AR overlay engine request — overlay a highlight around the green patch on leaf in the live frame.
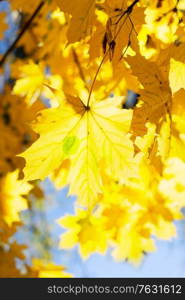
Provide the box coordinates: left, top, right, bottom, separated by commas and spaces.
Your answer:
63, 136, 79, 156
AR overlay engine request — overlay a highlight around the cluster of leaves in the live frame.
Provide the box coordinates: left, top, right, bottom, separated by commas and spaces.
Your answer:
0, 0, 72, 277
0, 0, 185, 275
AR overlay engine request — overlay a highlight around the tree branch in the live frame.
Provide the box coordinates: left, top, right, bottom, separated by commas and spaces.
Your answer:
0, 1, 45, 66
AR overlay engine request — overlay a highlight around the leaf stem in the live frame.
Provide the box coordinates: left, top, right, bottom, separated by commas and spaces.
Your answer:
86, 0, 140, 107
86, 51, 108, 107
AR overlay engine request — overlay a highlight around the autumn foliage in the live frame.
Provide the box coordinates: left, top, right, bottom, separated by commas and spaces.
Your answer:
0, 0, 185, 277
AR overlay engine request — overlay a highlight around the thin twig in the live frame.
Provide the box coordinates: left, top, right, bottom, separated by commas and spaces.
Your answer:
113, 0, 140, 25
0, 1, 45, 66
128, 15, 138, 36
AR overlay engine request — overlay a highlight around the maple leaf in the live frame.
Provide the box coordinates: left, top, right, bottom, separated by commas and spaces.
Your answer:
126, 53, 173, 159
28, 259, 72, 278
58, 208, 108, 259
0, 170, 32, 226
13, 61, 45, 105
20, 95, 133, 206
112, 224, 156, 264
56, 0, 96, 42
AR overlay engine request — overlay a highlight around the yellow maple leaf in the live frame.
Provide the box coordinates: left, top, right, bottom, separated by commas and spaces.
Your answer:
56, 0, 96, 42
58, 208, 108, 259
13, 61, 45, 105
29, 259, 72, 278
12, 61, 67, 106
20, 95, 133, 206
0, 170, 32, 226
112, 224, 156, 264
127, 53, 173, 163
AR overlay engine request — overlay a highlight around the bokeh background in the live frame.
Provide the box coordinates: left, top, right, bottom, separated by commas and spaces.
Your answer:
1, 1, 185, 278
17, 179, 185, 277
